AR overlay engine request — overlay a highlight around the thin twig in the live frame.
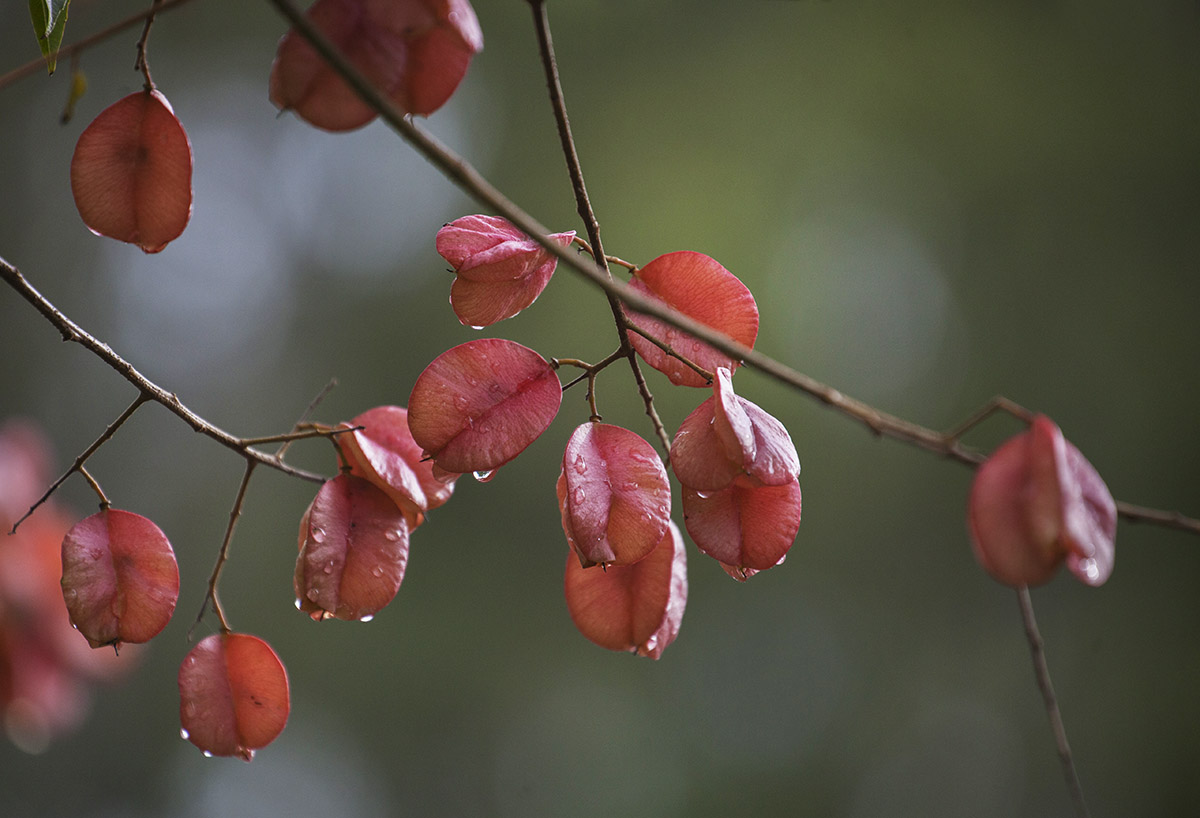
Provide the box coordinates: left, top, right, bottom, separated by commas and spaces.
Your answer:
1017, 587, 1091, 818
0, 0, 198, 92
191, 461, 255, 637
261, 0, 1200, 537
527, 0, 671, 455
133, 0, 164, 90
9, 394, 149, 533
0, 257, 326, 484
77, 465, 110, 509
572, 237, 637, 272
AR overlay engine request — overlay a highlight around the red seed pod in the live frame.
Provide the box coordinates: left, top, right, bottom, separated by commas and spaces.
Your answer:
70, 90, 193, 253
295, 474, 411, 622
437, 215, 576, 327
625, 252, 759, 387
408, 338, 562, 475
968, 415, 1116, 588
60, 509, 179, 650
682, 478, 801, 573
178, 633, 289, 761
338, 405, 456, 528
269, 0, 483, 131
671, 368, 800, 492
564, 521, 687, 659
557, 423, 671, 568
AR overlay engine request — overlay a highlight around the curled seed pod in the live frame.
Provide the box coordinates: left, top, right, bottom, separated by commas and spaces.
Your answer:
564, 521, 687, 659
295, 474, 411, 623
968, 414, 1116, 588
557, 423, 671, 568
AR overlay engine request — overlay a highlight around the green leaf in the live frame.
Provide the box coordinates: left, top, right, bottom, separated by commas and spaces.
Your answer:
28, 0, 70, 75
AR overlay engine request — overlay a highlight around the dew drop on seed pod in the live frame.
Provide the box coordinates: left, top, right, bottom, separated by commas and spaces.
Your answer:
473, 469, 494, 481
359, 614, 374, 623
180, 728, 190, 740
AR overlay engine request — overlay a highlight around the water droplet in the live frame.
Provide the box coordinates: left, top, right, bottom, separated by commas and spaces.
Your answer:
322, 562, 334, 574
202, 751, 214, 758
63, 588, 78, 604
71, 623, 79, 630
1080, 557, 1100, 582
371, 566, 384, 578
696, 491, 711, 499
311, 526, 325, 543
572, 487, 586, 504
359, 614, 375, 623
473, 469, 495, 482
294, 598, 303, 610
243, 749, 256, 761
620, 481, 640, 492
470, 325, 485, 331
306, 588, 320, 602
180, 728, 190, 740
573, 456, 588, 475
643, 635, 658, 652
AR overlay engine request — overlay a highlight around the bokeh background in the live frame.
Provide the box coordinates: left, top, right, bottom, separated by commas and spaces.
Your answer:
2, 1, 1199, 815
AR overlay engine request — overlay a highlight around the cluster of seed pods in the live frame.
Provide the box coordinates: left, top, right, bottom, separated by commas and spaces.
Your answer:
46, 0, 1121, 766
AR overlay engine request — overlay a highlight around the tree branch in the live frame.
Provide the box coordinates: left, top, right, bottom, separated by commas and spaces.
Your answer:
261, 0, 1200, 537
1, 256, 327, 484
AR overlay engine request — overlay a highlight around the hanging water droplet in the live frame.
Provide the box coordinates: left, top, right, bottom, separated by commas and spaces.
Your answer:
643, 634, 659, 652
1080, 557, 1100, 582
294, 598, 303, 610
359, 614, 375, 623
473, 469, 494, 482
202, 751, 214, 758
470, 325, 485, 331
180, 728, 190, 740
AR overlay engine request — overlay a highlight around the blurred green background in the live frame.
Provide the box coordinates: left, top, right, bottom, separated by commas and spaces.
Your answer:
2, 1, 1199, 815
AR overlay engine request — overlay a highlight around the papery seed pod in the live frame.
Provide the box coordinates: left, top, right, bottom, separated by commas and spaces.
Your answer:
625, 252, 758, 387
968, 415, 1116, 588
437, 215, 575, 327
672, 368, 800, 492
682, 478, 801, 574
178, 633, 289, 761
295, 474, 411, 622
557, 423, 671, 568
564, 521, 687, 659
70, 90, 193, 253
408, 339, 561, 474
338, 405, 456, 528
60, 509, 179, 650
269, 0, 483, 131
